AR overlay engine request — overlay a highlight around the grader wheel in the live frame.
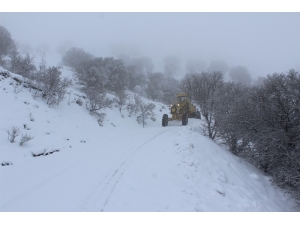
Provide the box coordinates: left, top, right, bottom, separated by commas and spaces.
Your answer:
182, 114, 188, 126
162, 114, 168, 127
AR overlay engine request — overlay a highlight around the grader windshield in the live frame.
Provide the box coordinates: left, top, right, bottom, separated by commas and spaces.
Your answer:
177, 96, 189, 103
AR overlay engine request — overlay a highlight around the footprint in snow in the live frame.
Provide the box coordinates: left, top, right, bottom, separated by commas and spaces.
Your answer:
217, 172, 228, 183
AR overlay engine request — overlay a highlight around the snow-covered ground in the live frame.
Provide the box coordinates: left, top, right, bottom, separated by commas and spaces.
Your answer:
0, 66, 299, 213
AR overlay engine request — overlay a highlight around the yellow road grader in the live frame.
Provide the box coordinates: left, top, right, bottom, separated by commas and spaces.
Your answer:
162, 93, 201, 127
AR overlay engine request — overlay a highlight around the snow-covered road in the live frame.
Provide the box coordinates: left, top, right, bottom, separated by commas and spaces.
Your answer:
1, 125, 184, 211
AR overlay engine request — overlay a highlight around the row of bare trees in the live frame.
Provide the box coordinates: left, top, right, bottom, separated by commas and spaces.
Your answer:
62, 47, 181, 106
62, 49, 158, 123
180, 70, 300, 202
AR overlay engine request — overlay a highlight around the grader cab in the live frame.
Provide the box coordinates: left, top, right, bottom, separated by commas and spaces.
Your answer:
162, 93, 201, 127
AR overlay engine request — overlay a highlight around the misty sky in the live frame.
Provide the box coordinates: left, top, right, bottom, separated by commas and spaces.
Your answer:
1, 12, 300, 78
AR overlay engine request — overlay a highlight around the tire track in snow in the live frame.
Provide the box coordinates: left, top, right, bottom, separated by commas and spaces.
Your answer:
0, 128, 163, 211
78, 127, 176, 212
0, 150, 107, 211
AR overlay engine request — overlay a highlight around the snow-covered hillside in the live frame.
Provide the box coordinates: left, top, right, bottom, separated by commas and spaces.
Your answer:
0, 66, 299, 212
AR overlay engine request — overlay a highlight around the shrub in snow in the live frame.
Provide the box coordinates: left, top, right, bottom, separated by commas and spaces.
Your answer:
30, 113, 34, 122
30, 66, 72, 106
42, 66, 72, 106
13, 82, 23, 94
141, 102, 156, 122
67, 92, 75, 105
0, 70, 10, 78
127, 94, 156, 123
7, 126, 20, 143
76, 98, 83, 106
19, 133, 34, 146
127, 94, 143, 117
85, 91, 112, 113
97, 112, 106, 127
87, 110, 106, 127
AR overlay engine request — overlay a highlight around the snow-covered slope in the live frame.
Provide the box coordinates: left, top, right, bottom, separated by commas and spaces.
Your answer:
0, 67, 299, 212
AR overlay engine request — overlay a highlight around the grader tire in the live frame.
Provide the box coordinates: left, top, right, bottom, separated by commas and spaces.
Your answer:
182, 114, 188, 126
162, 114, 168, 127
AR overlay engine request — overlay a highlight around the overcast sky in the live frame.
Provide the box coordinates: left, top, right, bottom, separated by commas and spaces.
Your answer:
1, 12, 300, 78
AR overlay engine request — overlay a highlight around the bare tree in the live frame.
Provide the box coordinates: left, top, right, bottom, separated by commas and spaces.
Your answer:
214, 82, 253, 156
75, 58, 114, 118
249, 70, 300, 176
114, 90, 128, 113
180, 71, 223, 139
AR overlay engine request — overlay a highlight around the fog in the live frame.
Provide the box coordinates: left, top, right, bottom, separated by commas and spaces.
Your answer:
1, 12, 300, 79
